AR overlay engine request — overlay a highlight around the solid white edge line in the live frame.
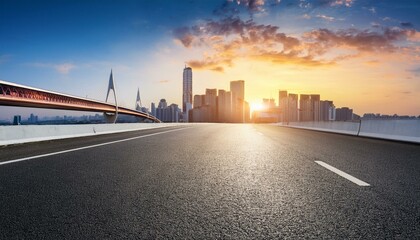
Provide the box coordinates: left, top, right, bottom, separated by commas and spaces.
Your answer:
315, 161, 370, 186
0, 127, 190, 166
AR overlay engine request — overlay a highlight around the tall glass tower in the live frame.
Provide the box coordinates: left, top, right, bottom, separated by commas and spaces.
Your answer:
182, 66, 193, 113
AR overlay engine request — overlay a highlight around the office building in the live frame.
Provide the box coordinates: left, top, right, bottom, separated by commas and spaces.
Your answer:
13, 115, 21, 125
183, 66, 193, 115
151, 102, 156, 117
205, 88, 217, 122
299, 94, 311, 121
320, 101, 335, 121
156, 99, 181, 122
194, 94, 204, 108
336, 107, 353, 121
287, 93, 298, 122
279, 90, 288, 122
311, 94, 321, 121
230, 80, 245, 123
28, 113, 38, 124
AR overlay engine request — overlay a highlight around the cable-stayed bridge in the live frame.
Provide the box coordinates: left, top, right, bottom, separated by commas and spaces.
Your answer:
0, 71, 161, 123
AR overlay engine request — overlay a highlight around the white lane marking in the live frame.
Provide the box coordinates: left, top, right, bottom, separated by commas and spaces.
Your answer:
0, 127, 190, 166
315, 161, 370, 187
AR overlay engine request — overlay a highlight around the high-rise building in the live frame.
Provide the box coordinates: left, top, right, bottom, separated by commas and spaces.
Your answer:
158, 99, 167, 109
205, 88, 218, 122
299, 94, 321, 121
189, 81, 246, 123
13, 115, 21, 125
28, 113, 38, 124
336, 107, 353, 121
244, 101, 250, 123
151, 102, 156, 117
216, 90, 232, 123
263, 98, 276, 108
193, 94, 203, 108
156, 99, 181, 122
287, 94, 298, 122
299, 94, 311, 121
279, 90, 288, 122
320, 100, 335, 121
311, 94, 321, 121
230, 80, 245, 123
183, 66, 193, 114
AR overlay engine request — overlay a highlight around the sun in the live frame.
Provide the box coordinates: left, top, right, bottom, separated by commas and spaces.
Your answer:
250, 102, 266, 113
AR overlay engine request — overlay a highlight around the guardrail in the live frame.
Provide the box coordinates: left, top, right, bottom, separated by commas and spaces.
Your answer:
276, 120, 420, 144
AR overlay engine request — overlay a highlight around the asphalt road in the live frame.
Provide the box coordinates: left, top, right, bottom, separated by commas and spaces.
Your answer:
0, 124, 419, 239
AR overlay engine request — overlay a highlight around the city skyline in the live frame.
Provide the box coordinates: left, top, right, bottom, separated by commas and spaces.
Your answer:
1, 0, 419, 118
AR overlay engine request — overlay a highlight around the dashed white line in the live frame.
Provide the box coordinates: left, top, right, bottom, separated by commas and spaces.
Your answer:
315, 161, 370, 186
0, 127, 190, 166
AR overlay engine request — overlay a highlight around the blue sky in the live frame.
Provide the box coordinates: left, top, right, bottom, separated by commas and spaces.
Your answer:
1, 0, 420, 120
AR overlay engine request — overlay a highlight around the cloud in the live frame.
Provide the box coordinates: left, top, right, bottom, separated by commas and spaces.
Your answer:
408, 67, 420, 75
304, 0, 354, 8
363, 7, 376, 14
363, 60, 380, 67
231, 0, 266, 12
174, 17, 419, 72
29, 62, 76, 74
214, 0, 354, 18
370, 22, 381, 28
316, 14, 335, 21
303, 27, 417, 53
301, 14, 311, 19
173, 27, 195, 48
214, 0, 282, 17
55, 63, 75, 74
400, 22, 414, 28
329, 0, 354, 7
174, 17, 328, 71
408, 31, 420, 42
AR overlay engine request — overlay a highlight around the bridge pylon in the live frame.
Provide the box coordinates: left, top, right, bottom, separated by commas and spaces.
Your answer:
104, 69, 118, 123
135, 87, 143, 111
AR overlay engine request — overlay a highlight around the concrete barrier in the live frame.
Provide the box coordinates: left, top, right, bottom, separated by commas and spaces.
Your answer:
358, 120, 420, 143
277, 121, 360, 135
276, 120, 420, 144
0, 123, 186, 146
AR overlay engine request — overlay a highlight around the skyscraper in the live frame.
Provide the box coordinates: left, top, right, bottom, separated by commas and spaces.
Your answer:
299, 94, 311, 121
205, 88, 218, 122
320, 100, 335, 121
183, 66, 192, 114
217, 89, 232, 123
311, 94, 321, 121
151, 102, 156, 117
288, 94, 298, 122
279, 90, 288, 122
230, 80, 245, 123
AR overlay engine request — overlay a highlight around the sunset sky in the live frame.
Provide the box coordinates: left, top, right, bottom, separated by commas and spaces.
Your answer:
1, 0, 419, 119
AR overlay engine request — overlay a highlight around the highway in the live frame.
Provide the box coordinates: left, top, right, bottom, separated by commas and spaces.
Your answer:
0, 124, 419, 239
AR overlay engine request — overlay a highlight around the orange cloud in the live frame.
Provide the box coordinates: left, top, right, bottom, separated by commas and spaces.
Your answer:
174, 17, 418, 71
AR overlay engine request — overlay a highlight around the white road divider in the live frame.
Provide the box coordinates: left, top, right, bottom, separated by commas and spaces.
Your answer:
276, 120, 420, 144
0, 123, 192, 146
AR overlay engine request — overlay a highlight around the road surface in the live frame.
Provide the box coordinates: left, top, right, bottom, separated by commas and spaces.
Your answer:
1, 124, 419, 239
